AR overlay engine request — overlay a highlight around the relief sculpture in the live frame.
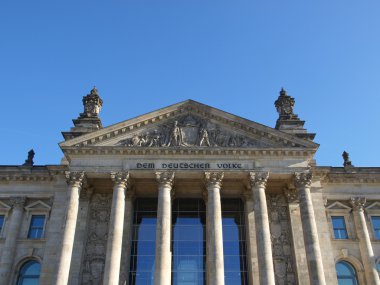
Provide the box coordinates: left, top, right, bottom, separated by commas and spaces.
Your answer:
81, 193, 112, 285
117, 114, 265, 148
267, 194, 296, 285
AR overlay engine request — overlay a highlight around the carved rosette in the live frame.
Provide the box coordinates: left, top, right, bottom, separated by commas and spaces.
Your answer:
204, 172, 224, 189
284, 188, 299, 204
10, 196, 26, 209
350, 197, 366, 212
156, 171, 175, 189
294, 172, 312, 189
65, 171, 85, 188
249, 171, 269, 188
110, 172, 130, 188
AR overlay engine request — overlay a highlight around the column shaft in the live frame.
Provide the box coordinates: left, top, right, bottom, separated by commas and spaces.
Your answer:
244, 194, 259, 285
250, 172, 275, 285
154, 172, 174, 285
295, 172, 326, 285
122, 194, 135, 285
54, 172, 84, 285
205, 172, 225, 285
103, 172, 129, 285
0, 197, 26, 284
351, 197, 380, 285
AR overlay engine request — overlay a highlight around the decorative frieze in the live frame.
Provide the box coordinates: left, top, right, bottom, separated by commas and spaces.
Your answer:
267, 194, 296, 285
81, 193, 112, 285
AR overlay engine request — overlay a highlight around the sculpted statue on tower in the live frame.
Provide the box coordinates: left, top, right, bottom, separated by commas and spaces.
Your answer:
80, 87, 103, 118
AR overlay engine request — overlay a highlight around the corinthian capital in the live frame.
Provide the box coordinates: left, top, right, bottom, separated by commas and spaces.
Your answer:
350, 197, 366, 212
204, 172, 224, 189
156, 171, 175, 188
65, 171, 85, 188
10, 196, 26, 209
249, 172, 269, 188
294, 172, 312, 188
110, 172, 130, 188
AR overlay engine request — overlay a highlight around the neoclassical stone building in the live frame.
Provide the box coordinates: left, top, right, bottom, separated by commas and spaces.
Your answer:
0, 88, 379, 285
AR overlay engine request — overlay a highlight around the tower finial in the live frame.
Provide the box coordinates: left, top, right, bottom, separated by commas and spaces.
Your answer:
80, 87, 103, 119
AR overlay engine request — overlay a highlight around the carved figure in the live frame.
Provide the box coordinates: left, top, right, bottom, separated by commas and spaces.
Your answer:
199, 128, 210, 147
342, 151, 353, 167
167, 121, 183, 146
22, 149, 35, 166
80, 87, 103, 118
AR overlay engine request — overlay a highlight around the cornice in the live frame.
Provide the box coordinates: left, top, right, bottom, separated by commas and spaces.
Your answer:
313, 167, 380, 184
0, 166, 67, 182
61, 146, 316, 158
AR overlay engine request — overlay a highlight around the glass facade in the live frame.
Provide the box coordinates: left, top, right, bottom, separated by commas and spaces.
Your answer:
336, 261, 358, 285
172, 199, 206, 285
371, 216, 380, 240
332, 216, 348, 239
222, 199, 248, 285
27, 215, 45, 239
129, 199, 158, 285
17, 260, 41, 285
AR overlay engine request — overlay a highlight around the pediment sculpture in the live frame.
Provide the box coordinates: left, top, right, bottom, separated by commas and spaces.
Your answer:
117, 114, 267, 148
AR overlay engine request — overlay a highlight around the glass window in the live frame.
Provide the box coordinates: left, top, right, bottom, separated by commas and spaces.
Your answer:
0, 215, 5, 233
17, 260, 41, 285
332, 216, 348, 239
222, 199, 248, 285
336, 261, 358, 285
371, 216, 380, 240
28, 215, 45, 239
129, 198, 157, 285
172, 199, 206, 285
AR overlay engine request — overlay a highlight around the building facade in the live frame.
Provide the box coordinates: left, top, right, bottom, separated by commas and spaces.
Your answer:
0, 88, 379, 285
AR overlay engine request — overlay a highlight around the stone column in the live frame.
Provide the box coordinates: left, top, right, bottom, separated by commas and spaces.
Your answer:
103, 172, 130, 285
154, 171, 175, 285
249, 172, 275, 285
350, 197, 380, 285
121, 189, 135, 285
243, 191, 259, 285
284, 188, 310, 285
205, 172, 225, 285
294, 172, 326, 285
0, 197, 26, 284
54, 171, 85, 285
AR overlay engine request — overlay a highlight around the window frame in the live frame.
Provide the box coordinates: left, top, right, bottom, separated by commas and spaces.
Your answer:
335, 260, 359, 285
0, 200, 12, 238
27, 215, 46, 239
16, 259, 41, 285
331, 216, 349, 240
365, 202, 380, 241
326, 201, 353, 241
23, 200, 51, 240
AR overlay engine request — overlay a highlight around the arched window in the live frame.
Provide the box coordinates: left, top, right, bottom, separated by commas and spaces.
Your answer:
336, 261, 358, 285
17, 260, 41, 285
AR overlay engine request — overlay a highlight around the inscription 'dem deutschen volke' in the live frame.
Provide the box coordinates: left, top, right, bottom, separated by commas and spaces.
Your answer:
136, 162, 244, 170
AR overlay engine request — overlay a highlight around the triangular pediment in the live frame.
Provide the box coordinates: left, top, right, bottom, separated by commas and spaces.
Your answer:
25, 200, 51, 211
326, 201, 351, 211
60, 100, 318, 150
366, 202, 380, 211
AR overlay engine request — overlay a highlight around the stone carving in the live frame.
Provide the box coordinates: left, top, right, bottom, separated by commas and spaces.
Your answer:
249, 171, 269, 188
156, 171, 175, 188
343, 151, 354, 167
268, 194, 296, 285
294, 172, 312, 188
350, 197, 366, 211
80, 87, 103, 118
117, 114, 265, 148
22, 149, 35, 166
65, 171, 85, 188
204, 172, 224, 188
10, 196, 26, 209
274, 88, 299, 120
81, 193, 112, 285
284, 188, 299, 204
110, 172, 130, 188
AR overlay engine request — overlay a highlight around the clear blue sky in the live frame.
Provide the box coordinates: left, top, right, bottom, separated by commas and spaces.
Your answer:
0, 1, 379, 167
